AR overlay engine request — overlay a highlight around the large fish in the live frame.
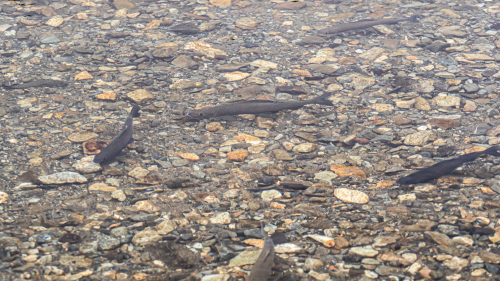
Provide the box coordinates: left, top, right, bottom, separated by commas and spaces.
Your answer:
249, 227, 275, 281
187, 93, 332, 119
318, 15, 418, 34
93, 105, 141, 164
397, 146, 500, 184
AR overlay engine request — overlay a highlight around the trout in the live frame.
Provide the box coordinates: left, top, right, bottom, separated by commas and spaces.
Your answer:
187, 93, 332, 119
249, 227, 275, 281
93, 105, 141, 164
318, 15, 419, 34
3, 79, 69, 89
397, 146, 500, 184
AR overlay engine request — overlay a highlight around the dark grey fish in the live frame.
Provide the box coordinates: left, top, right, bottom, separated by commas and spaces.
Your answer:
249, 227, 275, 281
256, 177, 277, 187
187, 93, 332, 119
318, 15, 419, 34
270, 232, 288, 245
3, 79, 69, 89
397, 146, 500, 184
276, 86, 307, 95
171, 22, 200, 34
93, 105, 141, 164
491, 23, 500, 30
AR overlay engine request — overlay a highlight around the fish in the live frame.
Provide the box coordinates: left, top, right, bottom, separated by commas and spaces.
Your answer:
317, 15, 419, 34
187, 93, 333, 119
93, 105, 141, 164
270, 232, 288, 245
396, 146, 500, 184
3, 79, 69, 89
249, 226, 275, 281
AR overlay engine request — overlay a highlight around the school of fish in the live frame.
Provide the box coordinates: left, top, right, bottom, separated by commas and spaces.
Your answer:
66, 14, 500, 280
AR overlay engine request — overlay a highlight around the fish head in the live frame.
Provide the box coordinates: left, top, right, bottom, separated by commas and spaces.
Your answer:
396, 176, 412, 185
187, 109, 215, 119
92, 154, 105, 164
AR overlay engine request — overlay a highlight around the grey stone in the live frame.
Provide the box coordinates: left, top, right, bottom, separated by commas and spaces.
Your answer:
438, 55, 458, 66
464, 83, 479, 92
172, 55, 197, 69
215, 241, 236, 262
468, 123, 492, 135
298, 36, 326, 45
437, 225, 460, 236
426, 41, 451, 52
97, 232, 121, 250
40, 34, 60, 44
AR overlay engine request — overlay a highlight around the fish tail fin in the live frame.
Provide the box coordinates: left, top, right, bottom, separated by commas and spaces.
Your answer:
130, 104, 141, 117
408, 15, 419, 23
311, 93, 333, 106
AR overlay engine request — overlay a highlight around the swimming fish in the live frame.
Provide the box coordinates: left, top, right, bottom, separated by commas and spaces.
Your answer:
318, 15, 419, 34
396, 146, 500, 184
3, 79, 69, 89
187, 93, 332, 119
93, 105, 141, 164
249, 226, 275, 281
270, 232, 288, 245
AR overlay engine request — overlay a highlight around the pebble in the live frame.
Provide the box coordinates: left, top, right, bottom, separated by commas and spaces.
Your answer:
134, 201, 160, 213
0, 192, 9, 204
155, 220, 176, 235
132, 228, 162, 246
314, 171, 337, 184
127, 89, 154, 103
210, 212, 231, 224
74, 157, 102, 173
68, 132, 98, 143
226, 150, 249, 162
404, 131, 433, 146
1, 1, 499, 279
89, 183, 116, 192
334, 188, 369, 204
111, 190, 126, 201
74, 71, 93, 81
128, 167, 149, 179
261, 190, 282, 201
223, 72, 250, 81
177, 152, 200, 161
292, 143, 316, 153
228, 250, 260, 267
350, 246, 379, 257
330, 165, 366, 178
201, 274, 230, 281
38, 172, 87, 184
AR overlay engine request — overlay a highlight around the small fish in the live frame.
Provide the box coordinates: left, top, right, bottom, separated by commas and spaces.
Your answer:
318, 15, 419, 34
3, 79, 69, 89
187, 93, 333, 119
270, 232, 288, 245
249, 226, 275, 281
491, 23, 500, 30
93, 105, 141, 164
397, 146, 500, 184
256, 177, 277, 187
